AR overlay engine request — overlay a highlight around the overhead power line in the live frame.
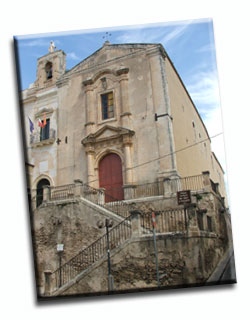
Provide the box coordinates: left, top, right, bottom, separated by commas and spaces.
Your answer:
85, 132, 223, 186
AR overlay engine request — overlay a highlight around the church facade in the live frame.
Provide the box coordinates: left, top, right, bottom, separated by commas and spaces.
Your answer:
22, 40, 226, 207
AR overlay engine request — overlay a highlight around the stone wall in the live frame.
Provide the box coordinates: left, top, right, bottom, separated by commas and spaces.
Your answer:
33, 189, 232, 298
60, 233, 225, 296
32, 198, 124, 295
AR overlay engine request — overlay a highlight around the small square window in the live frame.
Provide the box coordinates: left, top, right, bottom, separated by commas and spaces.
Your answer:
101, 92, 114, 120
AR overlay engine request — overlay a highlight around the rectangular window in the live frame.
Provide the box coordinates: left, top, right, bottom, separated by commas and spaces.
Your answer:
207, 216, 213, 232
40, 119, 50, 141
101, 92, 114, 120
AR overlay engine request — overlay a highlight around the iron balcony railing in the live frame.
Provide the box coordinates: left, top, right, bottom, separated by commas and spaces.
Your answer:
30, 128, 56, 145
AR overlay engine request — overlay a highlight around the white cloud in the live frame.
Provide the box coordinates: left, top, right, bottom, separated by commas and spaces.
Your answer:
161, 21, 193, 44
196, 43, 215, 53
20, 39, 50, 47
67, 52, 80, 61
203, 107, 225, 170
185, 70, 221, 115
116, 28, 159, 44
185, 68, 226, 171
19, 39, 61, 48
115, 21, 193, 45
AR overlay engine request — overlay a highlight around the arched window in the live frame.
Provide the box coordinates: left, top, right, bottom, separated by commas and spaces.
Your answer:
45, 62, 53, 80
36, 178, 50, 208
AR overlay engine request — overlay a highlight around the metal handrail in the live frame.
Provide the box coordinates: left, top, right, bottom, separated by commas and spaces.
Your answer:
50, 214, 132, 290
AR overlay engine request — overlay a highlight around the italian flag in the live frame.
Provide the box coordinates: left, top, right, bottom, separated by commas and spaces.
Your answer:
38, 113, 47, 128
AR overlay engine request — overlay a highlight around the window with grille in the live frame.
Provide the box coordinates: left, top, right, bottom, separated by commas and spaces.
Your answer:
101, 92, 114, 120
40, 119, 50, 141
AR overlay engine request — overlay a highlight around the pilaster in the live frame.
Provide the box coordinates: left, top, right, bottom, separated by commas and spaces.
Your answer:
85, 146, 96, 186
187, 204, 200, 237
123, 135, 133, 184
147, 48, 178, 176
84, 86, 95, 135
202, 171, 211, 192
119, 73, 131, 128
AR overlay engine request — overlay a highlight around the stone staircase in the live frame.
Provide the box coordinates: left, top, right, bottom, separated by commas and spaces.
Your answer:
44, 214, 133, 296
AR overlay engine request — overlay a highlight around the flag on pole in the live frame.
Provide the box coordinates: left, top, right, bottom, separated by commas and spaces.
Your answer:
43, 112, 47, 127
38, 113, 46, 128
28, 117, 34, 133
38, 118, 43, 128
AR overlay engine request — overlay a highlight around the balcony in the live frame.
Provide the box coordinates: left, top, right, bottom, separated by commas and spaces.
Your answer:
30, 128, 56, 148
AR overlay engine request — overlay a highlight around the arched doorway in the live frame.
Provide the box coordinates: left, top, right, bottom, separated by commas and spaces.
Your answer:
99, 153, 124, 202
36, 178, 50, 207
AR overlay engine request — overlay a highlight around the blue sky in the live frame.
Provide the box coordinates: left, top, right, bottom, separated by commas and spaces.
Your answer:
14, 19, 225, 172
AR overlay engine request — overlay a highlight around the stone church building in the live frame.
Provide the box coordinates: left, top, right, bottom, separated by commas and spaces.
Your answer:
20, 41, 234, 297
22, 40, 226, 204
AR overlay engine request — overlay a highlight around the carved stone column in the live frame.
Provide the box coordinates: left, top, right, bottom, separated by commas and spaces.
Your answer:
86, 146, 95, 186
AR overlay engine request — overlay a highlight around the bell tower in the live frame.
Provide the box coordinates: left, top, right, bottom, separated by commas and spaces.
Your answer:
36, 41, 66, 88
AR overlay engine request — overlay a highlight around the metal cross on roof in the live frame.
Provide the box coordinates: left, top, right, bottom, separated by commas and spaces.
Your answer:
103, 32, 112, 41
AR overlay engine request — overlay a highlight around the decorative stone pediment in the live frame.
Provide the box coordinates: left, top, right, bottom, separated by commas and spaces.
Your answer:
35, 107, 54, 118
65, 43, 159, 76
81, 125, 135, 151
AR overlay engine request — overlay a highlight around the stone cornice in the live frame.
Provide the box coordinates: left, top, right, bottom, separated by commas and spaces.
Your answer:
22, 94, 37, 104
36, 87, 57, 99
35, 107, 54, 118
81, 125, 135, 147
120, 112, 132, 118
56, 77, 70, 88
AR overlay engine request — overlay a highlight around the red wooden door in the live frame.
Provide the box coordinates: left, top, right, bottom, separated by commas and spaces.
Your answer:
99, 153, 124, 202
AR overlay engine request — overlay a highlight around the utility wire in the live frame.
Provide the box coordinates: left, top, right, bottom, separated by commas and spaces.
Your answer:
85, 132, 223, 186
